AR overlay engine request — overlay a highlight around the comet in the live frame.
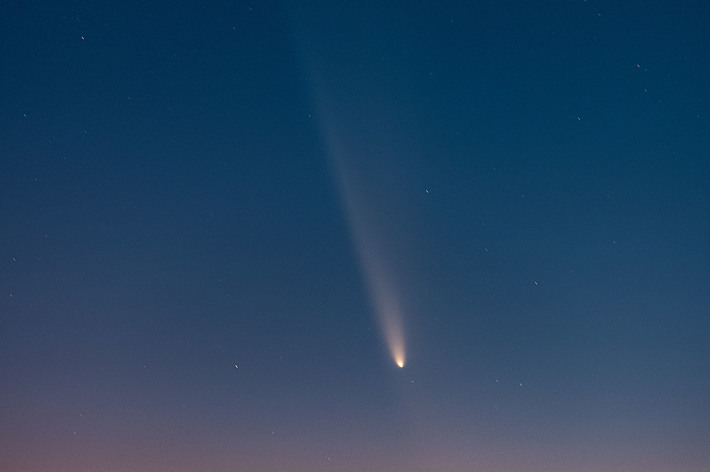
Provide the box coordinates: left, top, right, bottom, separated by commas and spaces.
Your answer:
347, 253, 407, 370
314, 106, 408, 370
291, 12, 410, 370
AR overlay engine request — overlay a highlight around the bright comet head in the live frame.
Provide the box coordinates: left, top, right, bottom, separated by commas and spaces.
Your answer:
394, 348, 405, 368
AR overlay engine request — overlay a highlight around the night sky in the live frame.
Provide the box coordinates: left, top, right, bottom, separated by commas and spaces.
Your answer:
2, 1, 710, 471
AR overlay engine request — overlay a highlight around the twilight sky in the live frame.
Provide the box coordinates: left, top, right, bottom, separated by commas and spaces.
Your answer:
1, 1, 709, 471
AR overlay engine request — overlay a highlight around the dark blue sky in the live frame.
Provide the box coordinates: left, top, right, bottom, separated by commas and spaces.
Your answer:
2, 1, 709, 471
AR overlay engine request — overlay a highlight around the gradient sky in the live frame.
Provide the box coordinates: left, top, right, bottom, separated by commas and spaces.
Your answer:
2, 1, 709, 471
